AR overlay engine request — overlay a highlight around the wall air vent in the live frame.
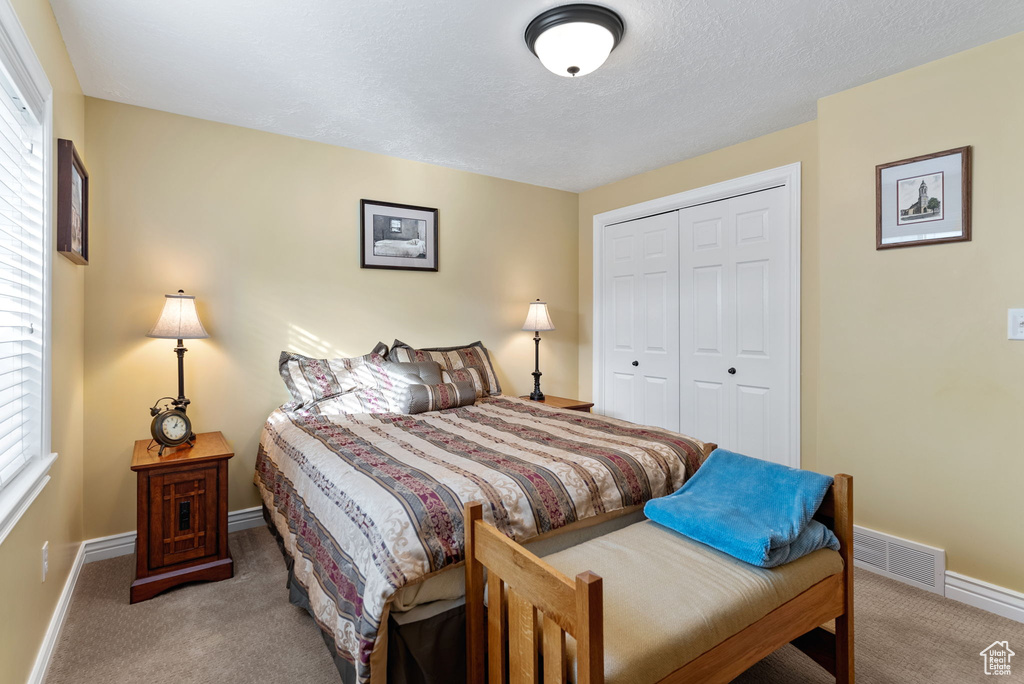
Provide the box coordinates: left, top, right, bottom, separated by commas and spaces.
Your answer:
852, 525, 945, 594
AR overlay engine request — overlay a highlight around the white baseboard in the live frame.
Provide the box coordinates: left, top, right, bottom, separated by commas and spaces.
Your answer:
81, 530, 136, 564
82, 506, 265, 564
27, 540, 85, 684
945, 571, 1024, 624
227, 506, 265, 533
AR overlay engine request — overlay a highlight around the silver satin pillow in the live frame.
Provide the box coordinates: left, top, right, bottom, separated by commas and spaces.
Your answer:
381, 361, 445, 412
403, 380, 477, 414
380, 361, 476, 413
382, 360, 444, 386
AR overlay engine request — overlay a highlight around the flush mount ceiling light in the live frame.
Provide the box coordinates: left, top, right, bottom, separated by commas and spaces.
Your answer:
525, 4, 625, 78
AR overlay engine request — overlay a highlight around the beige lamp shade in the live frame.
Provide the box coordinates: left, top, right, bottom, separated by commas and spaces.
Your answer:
147, 290, 209, 339
522, 299, 555, 332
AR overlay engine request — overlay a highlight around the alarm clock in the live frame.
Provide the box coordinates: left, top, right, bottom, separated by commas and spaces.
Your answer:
149, 397, 194, 455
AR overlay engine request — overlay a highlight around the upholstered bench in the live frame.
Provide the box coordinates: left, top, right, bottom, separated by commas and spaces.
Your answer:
464, 474, 853, 684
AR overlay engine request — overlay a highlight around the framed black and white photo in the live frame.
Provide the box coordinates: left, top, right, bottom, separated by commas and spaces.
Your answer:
360, 199, 438, 271
876, 146, 971, 250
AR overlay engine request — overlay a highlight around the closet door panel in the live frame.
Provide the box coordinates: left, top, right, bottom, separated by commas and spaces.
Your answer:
601, 212, 679, 429
680, 187, 791, 465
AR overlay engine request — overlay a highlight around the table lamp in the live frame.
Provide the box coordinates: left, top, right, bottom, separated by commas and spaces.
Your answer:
522, 299, 555, 401
147, 289, 209, 414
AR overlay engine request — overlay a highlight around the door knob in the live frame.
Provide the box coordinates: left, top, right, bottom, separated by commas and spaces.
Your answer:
632, 360, 639, 367
728, 367, 736, 375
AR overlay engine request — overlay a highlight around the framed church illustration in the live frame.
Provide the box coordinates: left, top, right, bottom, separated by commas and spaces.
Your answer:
876, 146, 971, 250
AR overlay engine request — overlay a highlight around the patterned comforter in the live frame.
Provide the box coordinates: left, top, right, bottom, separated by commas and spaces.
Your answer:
255, 396, 709, 684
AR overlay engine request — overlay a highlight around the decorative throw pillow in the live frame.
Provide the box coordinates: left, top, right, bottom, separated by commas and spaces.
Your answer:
404, 380, 477, 414
381, 360, 444, 386
307, 371, 474, 415
376, 360, 445, 413
278, 342, 389, 406
390, 340, 501, 398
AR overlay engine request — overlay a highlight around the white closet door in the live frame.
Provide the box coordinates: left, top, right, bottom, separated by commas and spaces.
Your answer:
679, 187, 791, 463
601, 211, 680, 430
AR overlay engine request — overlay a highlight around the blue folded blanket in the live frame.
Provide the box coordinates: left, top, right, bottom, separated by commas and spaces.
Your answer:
644, 449, 839, 568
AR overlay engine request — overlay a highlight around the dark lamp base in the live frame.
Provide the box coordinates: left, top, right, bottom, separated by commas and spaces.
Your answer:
529, 390, 546, 401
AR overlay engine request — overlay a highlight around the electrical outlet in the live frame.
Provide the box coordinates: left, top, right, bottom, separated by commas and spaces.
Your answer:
1009, 309, 1024, 340
41, 541, 48, 582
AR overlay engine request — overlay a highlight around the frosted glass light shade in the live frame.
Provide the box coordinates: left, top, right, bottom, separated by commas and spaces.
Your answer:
525, 5, 624, 78
147, 291, 209, 339
522, 300, 555, 332
534, 21, 615, 77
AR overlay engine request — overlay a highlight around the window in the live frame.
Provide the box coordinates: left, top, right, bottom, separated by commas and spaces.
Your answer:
0, 71, 44, 487
0, 1, 53, 545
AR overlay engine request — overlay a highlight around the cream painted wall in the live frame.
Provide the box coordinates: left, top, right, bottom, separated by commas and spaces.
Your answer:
82, 98, 580, 539
577, 121, 820, 469
0, 0, 85, 682
816, 32, 1024, 592
579, 33, 1024, 593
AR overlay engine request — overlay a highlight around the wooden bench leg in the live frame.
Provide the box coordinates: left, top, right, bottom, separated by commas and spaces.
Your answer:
835, 613, 854, 684
834, 474, 854, 684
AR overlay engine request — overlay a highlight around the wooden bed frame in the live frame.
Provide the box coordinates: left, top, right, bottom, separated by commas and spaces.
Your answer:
464, 474, 854, 684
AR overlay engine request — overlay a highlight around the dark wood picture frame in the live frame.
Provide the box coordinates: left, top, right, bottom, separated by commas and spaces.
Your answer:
57, 138, 89, 264
360, 199, 439, 272
876, 146, 971, 250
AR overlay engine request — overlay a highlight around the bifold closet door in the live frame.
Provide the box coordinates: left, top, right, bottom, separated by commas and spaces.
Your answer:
679, 187, 791, 464
601, 211, 680, 431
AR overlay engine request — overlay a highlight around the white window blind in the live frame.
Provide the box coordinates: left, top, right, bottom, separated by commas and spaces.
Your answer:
0, 64, 43, 494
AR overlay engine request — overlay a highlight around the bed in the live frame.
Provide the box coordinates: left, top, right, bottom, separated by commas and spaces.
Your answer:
373, 238, 426, 257
255, 395, 713, 684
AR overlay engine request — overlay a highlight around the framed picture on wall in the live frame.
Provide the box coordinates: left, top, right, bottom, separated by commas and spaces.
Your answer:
876, 146, 971, 250
57, 138, 89, 264
360, 199, 438, 271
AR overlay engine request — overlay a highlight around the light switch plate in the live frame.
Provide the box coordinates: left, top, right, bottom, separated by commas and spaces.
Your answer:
1009, 309, 1024, 340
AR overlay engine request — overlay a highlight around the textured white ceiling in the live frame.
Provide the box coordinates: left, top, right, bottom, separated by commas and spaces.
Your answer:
50, 0, 1024, 192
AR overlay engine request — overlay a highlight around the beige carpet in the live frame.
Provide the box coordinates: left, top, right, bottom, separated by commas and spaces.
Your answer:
47, 526, 1023, 683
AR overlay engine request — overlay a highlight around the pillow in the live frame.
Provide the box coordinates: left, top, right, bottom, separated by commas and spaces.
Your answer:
306, 386, 392, 415
375, 360, 445, 413
439, 367, 486, 395
381, 360, 444, 386
300, 357, 398, 415
307, 372, 474, 416
403, 381, 477, 414
279, 342, 389, 406
390, 340, 501, 398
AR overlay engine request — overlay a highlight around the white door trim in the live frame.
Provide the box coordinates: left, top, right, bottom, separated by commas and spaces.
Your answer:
592, 162, 801, 466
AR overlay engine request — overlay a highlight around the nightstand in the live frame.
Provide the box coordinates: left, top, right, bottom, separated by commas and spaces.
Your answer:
130, 431, 234, 603
519, 395, 595, 412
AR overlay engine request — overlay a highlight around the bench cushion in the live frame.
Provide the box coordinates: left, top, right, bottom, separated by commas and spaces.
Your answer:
543, 520, 844, 684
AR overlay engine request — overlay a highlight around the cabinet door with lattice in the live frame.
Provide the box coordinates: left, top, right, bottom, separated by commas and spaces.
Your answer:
148, 466, 219, 569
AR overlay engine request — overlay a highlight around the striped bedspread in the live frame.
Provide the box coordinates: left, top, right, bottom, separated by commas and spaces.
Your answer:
254, 396, 709, 684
